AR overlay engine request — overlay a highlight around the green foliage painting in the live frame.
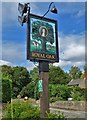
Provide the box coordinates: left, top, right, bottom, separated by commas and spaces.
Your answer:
30, 18, 56, 54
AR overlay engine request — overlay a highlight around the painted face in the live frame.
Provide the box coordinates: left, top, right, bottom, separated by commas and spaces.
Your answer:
39, 26, 48, 37
41, 28, 46, 37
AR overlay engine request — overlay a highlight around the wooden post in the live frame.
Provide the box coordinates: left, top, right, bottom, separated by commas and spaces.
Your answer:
39, 61, 50, 118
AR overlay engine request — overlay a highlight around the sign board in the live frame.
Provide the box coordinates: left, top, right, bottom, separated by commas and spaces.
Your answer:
38, 80, 43, 92
27, 14, 59, 62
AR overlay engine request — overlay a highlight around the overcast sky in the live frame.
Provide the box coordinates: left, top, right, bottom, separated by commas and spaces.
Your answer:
1, 1, 86, 72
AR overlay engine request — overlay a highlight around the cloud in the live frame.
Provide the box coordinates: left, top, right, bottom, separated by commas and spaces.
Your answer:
0, 59, 35, 71
1, 2, 85, 28
0, 60, 13, 66
56, 2, 85, 19
63, 44, 85, 61
2, 41, 36, 71
59, 34, 85, 62
53, 60, 85, 69
0, 3, 2, 60
2, 41, 26, 63
54, 32, 85, 69
2, 2, 18, 25
2, 2, 49, 23
30, 3, 43, 16
76, 10, 85, 17
1, 2, 47, 28
24, 61, 36, 71
0, 2, 2, 25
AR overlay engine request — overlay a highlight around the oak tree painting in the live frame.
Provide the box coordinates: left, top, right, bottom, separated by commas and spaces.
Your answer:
31, 19, 56, 54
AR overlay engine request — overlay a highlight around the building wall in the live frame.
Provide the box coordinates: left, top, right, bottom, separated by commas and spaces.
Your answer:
50, 101, 85, 111
79, 80, 86, 88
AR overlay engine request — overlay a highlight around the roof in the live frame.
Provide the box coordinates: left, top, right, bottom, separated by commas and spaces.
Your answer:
67, 79, 85, 86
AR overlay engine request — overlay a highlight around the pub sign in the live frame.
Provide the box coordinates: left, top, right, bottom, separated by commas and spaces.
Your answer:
27, 14, 59, 62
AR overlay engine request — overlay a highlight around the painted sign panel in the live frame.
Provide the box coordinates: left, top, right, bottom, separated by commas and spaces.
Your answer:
38, 80, 43, 92
27, 14, 59, 62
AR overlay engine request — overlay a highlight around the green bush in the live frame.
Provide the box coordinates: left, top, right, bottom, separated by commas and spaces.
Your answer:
0, 78, 2, 102
50, 97, 63, 103
3, 100, 66, 119
49, 84, 72, 101
20, 82, 40, 100
20, 108, 40, 120
20, 82, 35, 98
49, 84, 85, 101
71, 86, 85, 101
2, 77, 12, 103
4, 100, 40, 119
85, 88, 87, 101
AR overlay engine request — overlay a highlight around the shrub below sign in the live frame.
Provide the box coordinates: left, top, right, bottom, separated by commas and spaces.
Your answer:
3, 100, 66, 119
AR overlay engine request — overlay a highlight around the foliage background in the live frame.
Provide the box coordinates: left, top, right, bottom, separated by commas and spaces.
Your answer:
0, 65, 86, 103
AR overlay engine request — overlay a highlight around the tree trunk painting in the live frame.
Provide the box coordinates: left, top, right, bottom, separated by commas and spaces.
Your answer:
31, 18, 56, 55
42, 40, 46, 52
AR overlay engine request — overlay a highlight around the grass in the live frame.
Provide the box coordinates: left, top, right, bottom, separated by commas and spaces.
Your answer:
30, 45, 56, 54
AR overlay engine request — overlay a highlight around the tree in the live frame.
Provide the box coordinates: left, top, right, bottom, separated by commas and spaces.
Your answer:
32, 20, 54, 53
49, 84, 73, 101
84, 64, 87, 79
0, 75, 1, 102
80, 73, 85, 79
49, 66, 71, 84
1, 65, 13, 79
0, 65, 13, 102
70, 86, 85, 101
2, 76, 12, 103
20, 66, 40, 99
1, 65, 31, 98
12, 66, 31, 98
20, 82, 35, 98
30, 67, 39, 83
69, 66, 82, 79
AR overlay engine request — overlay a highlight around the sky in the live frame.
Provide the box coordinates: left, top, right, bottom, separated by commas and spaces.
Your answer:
0, 1, 86, 72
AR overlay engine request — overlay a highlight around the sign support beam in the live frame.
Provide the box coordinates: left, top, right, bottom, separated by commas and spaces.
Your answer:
39, 61, 50, 118
27, 5, 50, 118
